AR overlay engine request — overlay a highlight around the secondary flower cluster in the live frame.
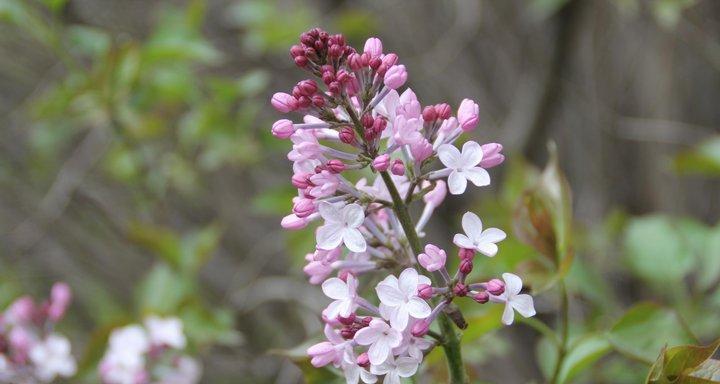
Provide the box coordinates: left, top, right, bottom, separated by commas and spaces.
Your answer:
272, 28, 535, 383
0, 283, 76, 383
99, 316, 201, 384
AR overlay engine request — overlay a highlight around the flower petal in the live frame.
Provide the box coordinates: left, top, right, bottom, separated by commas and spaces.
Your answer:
322, 278, 349, 300
395, 357, 419, 377
406, 297, 431, 319
452, 234, 475, 249
501, 302, 515, 325
447, 170, 467, 195
376, 283, 405, 307
479, 228, 506, 244
437, 144, 461, 168
459, 141, 483, 168
476, 242, 499, 257
342, 203, 366, 228
317, 223, 344, 250
398, 268, 419, 297
390, 305, 410, 331
343, 228, 367, 253
353, 326, 380, 346
461, 212, 483, 240
367, 338, 391, 365
511, 294, 536, 318
323, 300, 342, 320
502, 273, 524, 296
464, 167, 490, 187
318, 202, 342, 223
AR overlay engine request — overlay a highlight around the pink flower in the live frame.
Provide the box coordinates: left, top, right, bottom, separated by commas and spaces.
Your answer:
308, 171, 339, 198
479, 143, 505, 168
321, 274, 359, 319
376, 268, 432, 330
372, 154, 390, 172
384, 65, 407, 90
307, 324, 348, 368
353, 319, 403, 365
293, 198, 316, 218
271, 92, 299, 113
363, 37, 383, 57
457, 98, 479, 132
271, 119, 295, 139
417, 244, 446, 272
392, 116, 423, 145
390, 160, 405, 176
410, 139, 433, 162
304, 248, 340, 284
280, 213, 311, 230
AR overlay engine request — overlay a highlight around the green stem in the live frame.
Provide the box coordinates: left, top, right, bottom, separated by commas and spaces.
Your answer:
550, 282, 569, 384
379, 171, 468, 384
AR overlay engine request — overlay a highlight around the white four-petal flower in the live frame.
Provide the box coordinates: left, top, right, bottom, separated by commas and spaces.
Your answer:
317, 202, 367, 252
490, 273, 536, 325
437, 141, 490, 195
369, 356, 419, 384
321, 274, 359, 320
453, 212, 506, 257
375, 268, 432, 331
353, 319, 403, 365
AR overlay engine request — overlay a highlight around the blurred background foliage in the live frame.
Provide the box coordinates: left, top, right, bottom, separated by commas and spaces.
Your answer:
0, 0, 719, 383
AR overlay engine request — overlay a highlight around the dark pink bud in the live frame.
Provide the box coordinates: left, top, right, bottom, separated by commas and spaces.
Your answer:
336, 70, 350, 83
411, 320, 430, 337
473, 291, 490, 304
292, 173, 311, 189
312, 95, 325, 108
372, 154, 390, 172
290, 44, 305, 57
304, 47, 318, 60
322, 71, 335, 85
338, 313, 356, 326
300, 33, 315, 47
435, 103, 452, 120
340, 326, 356, 340
459, 259, 473, 274
361, 317, 372, 326
382, 53, 398, 67
361, 114, 374, 128
417, 284, 433, 300
486, 279, 505, 296
458, 248, 475, 260
357, 352, 370, 368
390, 160, 405, 176
328, 82, 341, 94
338, 270, 350, 281
422, 106, 438, 121
372, 117, 387, 133
348, 53, 362, 70
453, 283, 468, 297
271, 92, 298, 113
369, 57, 382, 70
298, 80, 318, 96
329, 44, 343, 58
375, 63, 388, 77
297, 96, 312, 109
360, 53, 370, 67
339, 127, 356, 144
294, 56, 309, 67
326, 159, 346, 174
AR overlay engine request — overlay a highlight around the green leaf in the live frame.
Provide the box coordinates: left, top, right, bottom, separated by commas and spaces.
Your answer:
647, 339, 720, 383
136, 263, 193, 314
698, 225, 720, 291
608, 302, 697, 364
127, 222, 182, 268
623, 215, 695, 285
178, 224, 222, 274
537, 333, 612, 383
269, 343, 343, 384
513, 142, 574, 293
674, 136, 720, 176
180, 304, 242, 347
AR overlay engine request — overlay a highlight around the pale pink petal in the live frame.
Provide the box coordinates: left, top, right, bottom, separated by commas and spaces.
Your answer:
463, 167, 490, 187
317, 223, 344, 250
501, 302, 515, 325
459, 141, 483, 168
437, 144, 461, 168
452, 234, 475, 249
353, 327, 380, 346
376, 284, 404, 307
461, 212, 483, 240
406, 297, 431, 319
395, 357, 419, 377
318, 202, 342, 223
502, 273, 524, 296
323, 300, 343, 320
476, 242, 499, 257
367, 338, 391, 365
398, 268, 419, 297
479, 228, 506, 244
322, 278, 349, 300
343, 204, 366, 228
343, 228, 367, 253
390, 305, 410, 331
511, 294, 536, 318
447, 171, 467, 195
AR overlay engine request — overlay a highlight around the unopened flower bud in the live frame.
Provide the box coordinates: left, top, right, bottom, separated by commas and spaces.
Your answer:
458, 98, 480, 132
479, 143, 505, 169
328, 44, 343, 58
418, 284, 433, 300
298, 80, 318, 96
339, 127, 356, 144
390, 160, 405, 176
459, 258, 473, 274
372, 154, 390, 172
363, 37, 383, 57
361, 317, 372, 326
361, 113, 374, 128
360, 53, 370, 67
272, 119, 295, 139
384, 65, 407, 89
48, 282, 72, 322
434, 103, 452, 120
422, 106, 438, 121
291, 173, 311, 189
326, 159, 346, 174
458, 248, 475, 260
8, 297, 35, 323
418, 244, 447, 272
293, 199, 315, 218
271, 93, 299, 113
411, 320, 430, 337
453, 283, 469, 297
473, 291, 490, 304
338, 313, 356, 326
382, 53, 398, 67
486, 279, 505, 296
348, 53, 362, 70
290, 44, 305, 57
340, 326, 356, 340
369, 57, 382, 70
294, 55, 309, 67
311, 95, 325, 108
357, 352, 371, 368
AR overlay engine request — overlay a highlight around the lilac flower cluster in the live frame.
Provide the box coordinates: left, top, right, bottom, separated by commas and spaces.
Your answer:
272, 28, 535, 383
99, 316, 201, 384
0, 283, 76, 383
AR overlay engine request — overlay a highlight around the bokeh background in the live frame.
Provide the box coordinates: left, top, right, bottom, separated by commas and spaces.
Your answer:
1, 0, 719, 383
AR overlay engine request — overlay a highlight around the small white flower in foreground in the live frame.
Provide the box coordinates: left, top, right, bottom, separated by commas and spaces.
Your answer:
453, 211, 506, 257
316, 202, 367, 252
321, 274, 359, 319
145, 316, 186, 349
29, 334, 77, 381
376, 268, 432, 331
490, 273, 536, 325
108, 325, 150, 355
369, 356, 419, 384
353, 319, 403, 365
341, 351, 377, 384
437, 141, 490, 195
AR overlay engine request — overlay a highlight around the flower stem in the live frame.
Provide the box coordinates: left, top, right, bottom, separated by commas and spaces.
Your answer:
549, 282, 569, 384
379, 171, 468, 384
